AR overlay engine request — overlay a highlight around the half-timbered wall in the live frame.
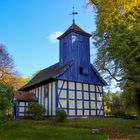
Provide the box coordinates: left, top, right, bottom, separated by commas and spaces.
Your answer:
57, 80, 104, 117
14, 101, 29, 117
16, 80, 104, 117
29, 81, 56, 116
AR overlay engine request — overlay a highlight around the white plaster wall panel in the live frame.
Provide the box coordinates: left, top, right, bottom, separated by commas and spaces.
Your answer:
59, 90, 67, 98
99, 110, 103, 115
91, 110, 96, 115
52, 82, 56, 116
77, 91, 82, 99
59, 100, 67, 108
98, 86, 102, 92
90, 93, 95, 100
20, 102, 25, 106
34, 89, 36, 96
36, 88, 38, 98
90, 101, 96, 109
58, 80, 67, 88
58, 80, 63, 87
84, 101, 89, 108
77, 101, 82, 109
19, 113, 24, 116
45, 98, 48, 115
97, 102, 102, 109
20, 107, 24, 113
83, 84, 88, 91
69, 81, 75, 89
69, 91, 75, 99
38, 87, 41, 104
49, 83, 52, 115
69, 100, 75, 108
76, 82, 82, 90
39, 86, 42, 105
77, 110, 82, 116
84, 110, 89, 115
90, 85, 95, 92
96, 86, 99, 92
69, 110, 75, 116
97, 94, 102, 101
96, 85, 102, 92
63, 81, 67, 88
41, 86, 44, 106
84, 92, 89, 100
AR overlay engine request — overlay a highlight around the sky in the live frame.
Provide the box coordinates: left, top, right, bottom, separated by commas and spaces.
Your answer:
0, 0, 120, 92
0, 0, 96, 77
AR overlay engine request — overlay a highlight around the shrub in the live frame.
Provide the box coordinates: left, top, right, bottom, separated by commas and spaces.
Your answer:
56, 110, 66, 122
27, 102, 46, 120
0, 111, 6, 126
0, 83, 14, 123
0, 83, 14, 112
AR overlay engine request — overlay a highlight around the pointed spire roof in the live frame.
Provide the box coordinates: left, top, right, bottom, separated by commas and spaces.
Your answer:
57, 22, 91, 40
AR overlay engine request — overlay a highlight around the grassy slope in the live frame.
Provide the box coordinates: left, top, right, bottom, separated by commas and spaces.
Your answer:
61, 117, 140, 139
0, 117, 140, 140
0, 120, 106, 140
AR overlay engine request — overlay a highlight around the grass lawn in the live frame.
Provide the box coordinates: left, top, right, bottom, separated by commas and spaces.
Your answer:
61, 117, 140, 139
0, 120, 106, 140
0, 117, 140, 140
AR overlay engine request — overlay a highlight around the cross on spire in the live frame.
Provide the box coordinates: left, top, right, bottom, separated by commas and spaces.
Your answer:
70, 7, 78, 23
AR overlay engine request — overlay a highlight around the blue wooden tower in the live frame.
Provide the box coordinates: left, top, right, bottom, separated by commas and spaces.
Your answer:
16, 21, 107, 117
57, 21, 105, 85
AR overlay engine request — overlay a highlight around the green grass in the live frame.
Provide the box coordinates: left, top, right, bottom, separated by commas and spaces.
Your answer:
0, 117, 140, 140
0, 120, 106, 140
60, 117, 140, 139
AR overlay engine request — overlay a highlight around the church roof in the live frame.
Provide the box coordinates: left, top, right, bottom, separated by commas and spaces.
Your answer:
90, 64, 107, 86
19, 61, 72, 91
20, 61, 106, 91
57, 22, 91, 40
14, 91, 37, 101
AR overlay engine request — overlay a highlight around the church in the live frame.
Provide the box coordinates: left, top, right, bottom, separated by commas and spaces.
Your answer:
14, 21, 107, 117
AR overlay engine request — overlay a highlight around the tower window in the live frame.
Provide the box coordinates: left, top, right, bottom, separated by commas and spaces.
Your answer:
79, 67, 89, 75
80, 67, 83, 75
72, 35, 77, 43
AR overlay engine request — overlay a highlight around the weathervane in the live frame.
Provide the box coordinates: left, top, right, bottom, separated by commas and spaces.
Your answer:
70, 7, 78, 23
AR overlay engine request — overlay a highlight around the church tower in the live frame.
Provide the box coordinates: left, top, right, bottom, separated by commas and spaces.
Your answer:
57, 22, 93, 82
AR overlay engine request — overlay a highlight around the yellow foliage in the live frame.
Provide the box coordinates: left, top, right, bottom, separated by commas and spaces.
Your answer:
1, 75, 27, 91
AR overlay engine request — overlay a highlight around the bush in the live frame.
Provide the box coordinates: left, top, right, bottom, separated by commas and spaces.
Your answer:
0, 83, 14, 113
27, 102, 46, 120
0, 83, 14, 123
56, 110, 66, 122
0, 111, 6, 126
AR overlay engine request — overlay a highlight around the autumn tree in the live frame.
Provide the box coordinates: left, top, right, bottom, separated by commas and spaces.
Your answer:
104, 91, 122, 115
0, 44, 14, 82
0, 44, 26, 90
88, 0, 140, 112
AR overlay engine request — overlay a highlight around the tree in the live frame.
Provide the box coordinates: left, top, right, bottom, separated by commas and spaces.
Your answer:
104, 91, 122, 115
88, 0, 140, 112
0, 44, 14, 83
0, 44, 26, 90
0, 83, 14, 117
